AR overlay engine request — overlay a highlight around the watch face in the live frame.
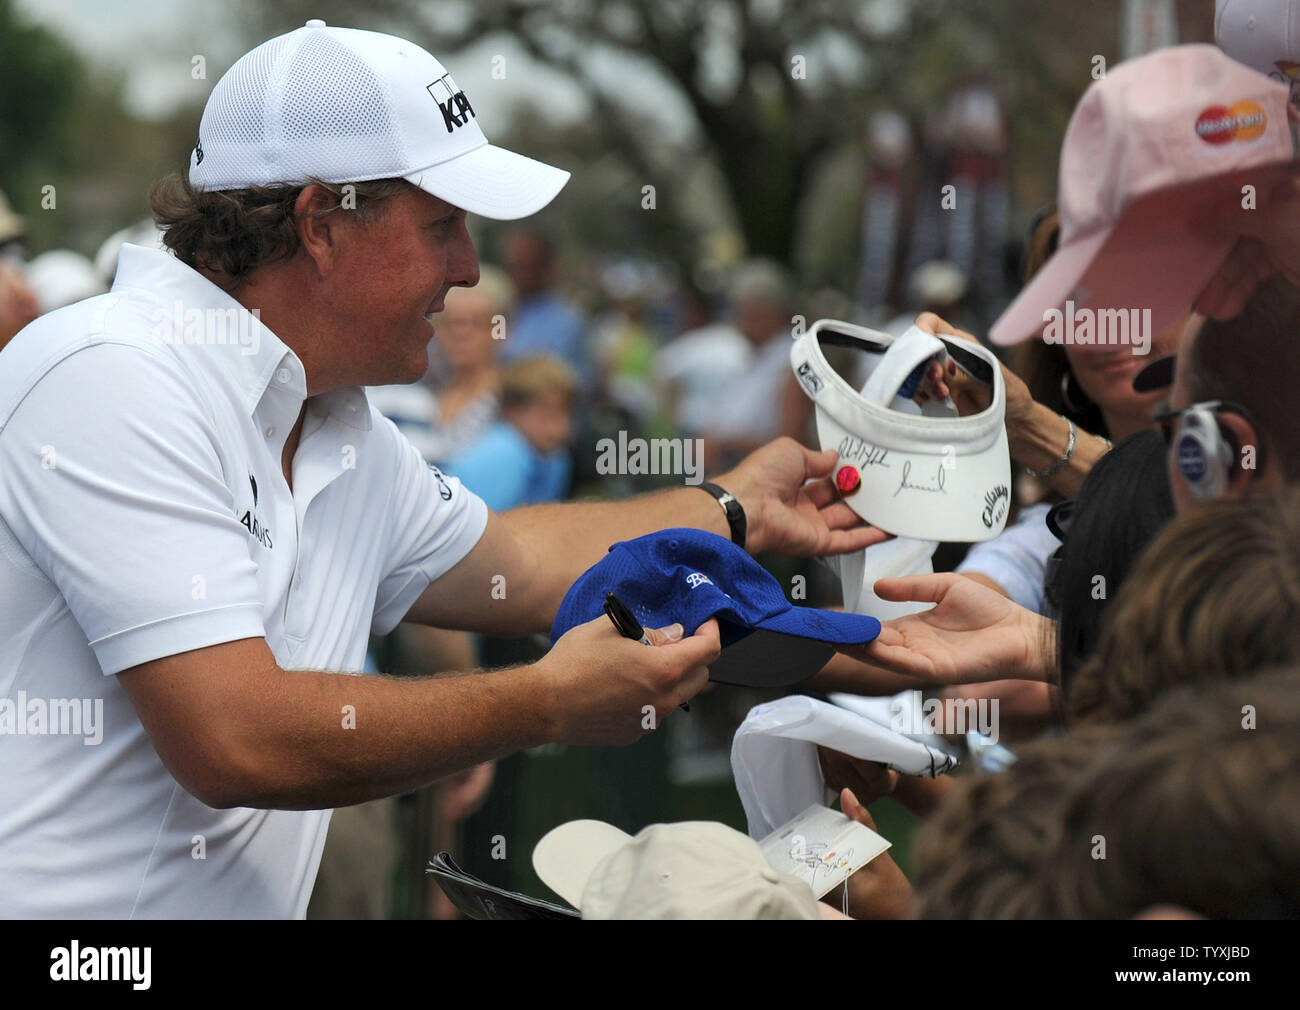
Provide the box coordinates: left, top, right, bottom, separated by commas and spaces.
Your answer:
710, 488, 745, 547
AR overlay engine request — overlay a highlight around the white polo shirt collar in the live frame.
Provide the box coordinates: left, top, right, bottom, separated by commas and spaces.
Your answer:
110, 244, 372, 433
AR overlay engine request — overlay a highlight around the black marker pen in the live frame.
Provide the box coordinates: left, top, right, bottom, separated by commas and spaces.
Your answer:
603, 592, 653, 646
603, 592, 690, 712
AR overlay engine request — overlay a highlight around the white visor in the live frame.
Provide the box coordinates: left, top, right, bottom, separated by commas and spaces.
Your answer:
790, 320, 1011, 542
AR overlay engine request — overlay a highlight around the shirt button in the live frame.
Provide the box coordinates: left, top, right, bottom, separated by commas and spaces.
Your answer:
276, 367, 291, 384
264, 426, 276, 439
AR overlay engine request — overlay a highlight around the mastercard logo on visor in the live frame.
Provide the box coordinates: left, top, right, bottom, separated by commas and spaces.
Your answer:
1195, 100, 1268, 145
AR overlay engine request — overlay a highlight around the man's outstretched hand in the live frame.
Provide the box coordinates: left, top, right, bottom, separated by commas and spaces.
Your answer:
721, 437, 891, 558
838, 572, 1055, 684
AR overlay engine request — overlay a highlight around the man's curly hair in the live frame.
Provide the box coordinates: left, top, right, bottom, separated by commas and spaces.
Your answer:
148, 172, 412, 286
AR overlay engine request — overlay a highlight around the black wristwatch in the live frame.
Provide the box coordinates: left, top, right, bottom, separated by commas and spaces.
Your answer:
698, 481, 746, 550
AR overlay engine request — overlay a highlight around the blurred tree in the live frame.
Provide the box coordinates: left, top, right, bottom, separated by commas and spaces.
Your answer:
225, 0, 1213, 290
412, 0, 1155, 269
446, 0, 958, 268
0, 0, 206, 257
0, 0, 83, 224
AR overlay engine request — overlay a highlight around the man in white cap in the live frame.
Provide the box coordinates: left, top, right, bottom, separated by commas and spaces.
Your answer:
0, 21, 880, 919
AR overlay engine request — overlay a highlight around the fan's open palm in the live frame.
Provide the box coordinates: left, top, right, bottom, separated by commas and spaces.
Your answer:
838, 573, 1053, 684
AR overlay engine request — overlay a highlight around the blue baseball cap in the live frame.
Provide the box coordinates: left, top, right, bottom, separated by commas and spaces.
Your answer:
550, 528, 882, 688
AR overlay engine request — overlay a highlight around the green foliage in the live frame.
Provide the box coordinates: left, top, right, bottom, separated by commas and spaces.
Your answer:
0, 0, 205, 255
0, 0, 83, 194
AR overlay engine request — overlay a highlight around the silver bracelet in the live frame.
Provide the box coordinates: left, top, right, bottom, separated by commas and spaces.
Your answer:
1025, 415, 1078, 478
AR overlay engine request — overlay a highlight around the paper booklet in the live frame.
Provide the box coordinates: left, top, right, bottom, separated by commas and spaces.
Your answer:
759, 803, 891, 899
427, 852, 579, 920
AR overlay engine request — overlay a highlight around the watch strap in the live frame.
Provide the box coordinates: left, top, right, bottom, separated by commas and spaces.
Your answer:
698, 481, 746, 550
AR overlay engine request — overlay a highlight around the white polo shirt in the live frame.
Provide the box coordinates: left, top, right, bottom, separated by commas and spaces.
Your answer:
0, 244, 488, 919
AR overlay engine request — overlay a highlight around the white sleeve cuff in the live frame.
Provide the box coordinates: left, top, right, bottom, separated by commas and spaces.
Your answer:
92, 603, 267, 676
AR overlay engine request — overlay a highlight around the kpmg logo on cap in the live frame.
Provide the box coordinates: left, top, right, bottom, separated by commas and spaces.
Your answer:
427, 73, 476, 134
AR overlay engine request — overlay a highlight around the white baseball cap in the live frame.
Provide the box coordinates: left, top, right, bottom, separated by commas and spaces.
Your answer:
1217, 0, 1300, 106
790, 320, 1011, 542
189, 19, 570, 219
532, 819, 821, 920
